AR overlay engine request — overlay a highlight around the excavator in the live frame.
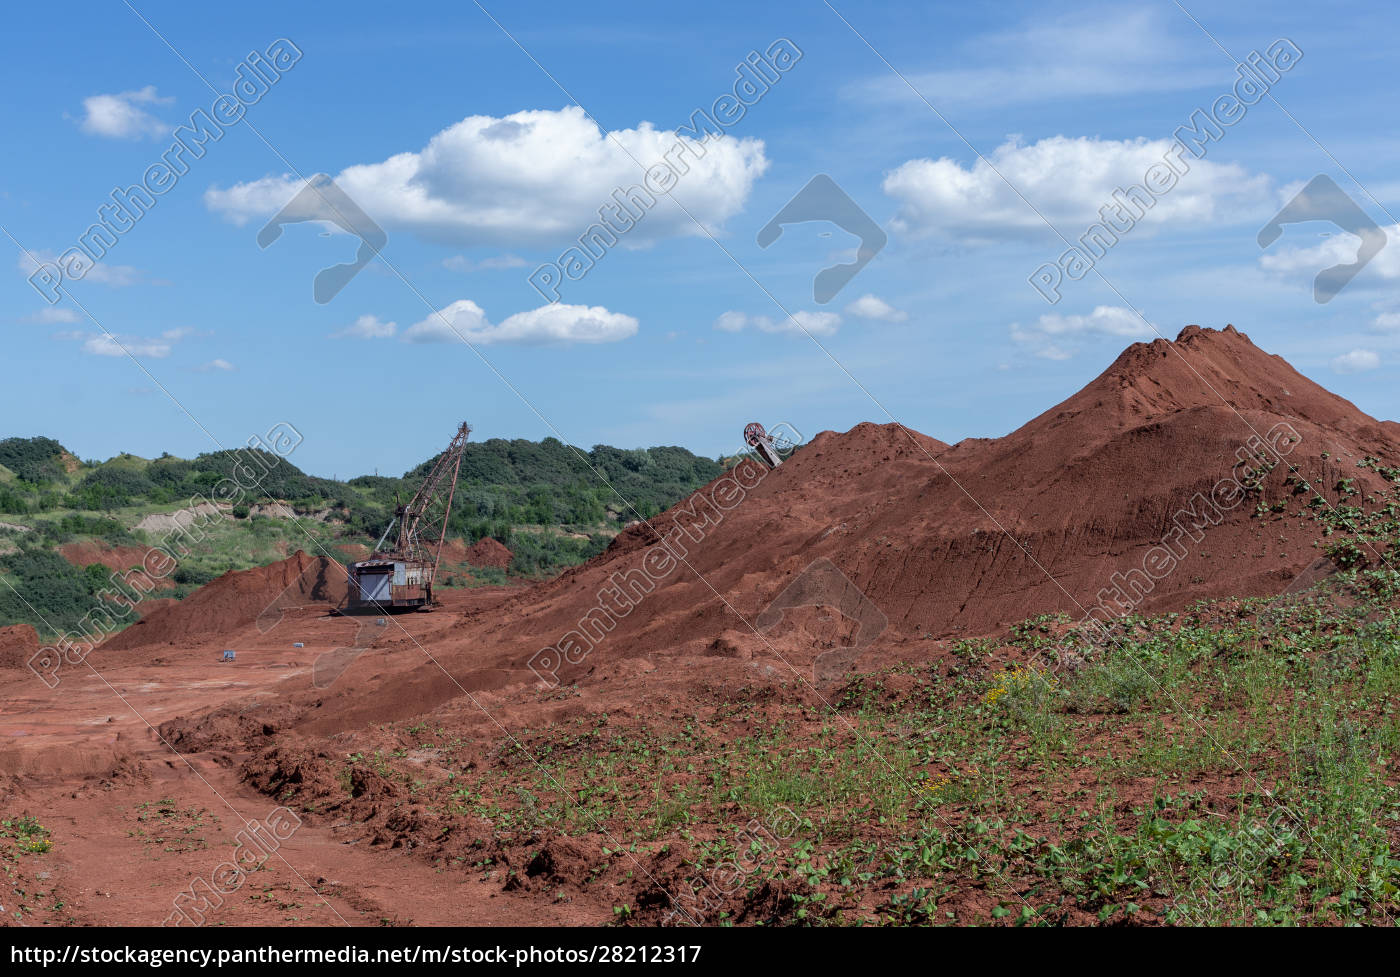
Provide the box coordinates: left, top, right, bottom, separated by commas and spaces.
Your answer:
344, 422, 470, 613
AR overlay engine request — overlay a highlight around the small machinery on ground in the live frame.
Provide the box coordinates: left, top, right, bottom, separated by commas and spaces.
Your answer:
345, 422, 470, 613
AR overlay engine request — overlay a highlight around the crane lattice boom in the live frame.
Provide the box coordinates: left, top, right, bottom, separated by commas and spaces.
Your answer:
347, 421, 471, 613
384, 421, 471, 565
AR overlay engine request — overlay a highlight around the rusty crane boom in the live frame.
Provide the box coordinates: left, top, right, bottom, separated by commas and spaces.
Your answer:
346, 422, 471, 612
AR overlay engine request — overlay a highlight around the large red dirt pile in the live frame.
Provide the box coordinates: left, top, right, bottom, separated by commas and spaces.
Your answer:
464, 537, 513, 570
100, 550, 348, 653
25, 325, 1400, 928
438, 537, 513, 570
135, 326, 1400, 737
294, 324, 1400, 699
0, 623, 39, 670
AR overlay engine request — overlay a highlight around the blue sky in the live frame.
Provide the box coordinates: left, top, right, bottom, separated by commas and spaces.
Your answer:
4, 0, 1399, 479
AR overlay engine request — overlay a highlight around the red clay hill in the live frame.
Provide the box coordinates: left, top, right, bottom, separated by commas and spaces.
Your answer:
189, 324, 1398, 736
79, 325, 1395, 735
98, 550, 348, 659
0, 623, 39, 671
14, 325, 1397, 927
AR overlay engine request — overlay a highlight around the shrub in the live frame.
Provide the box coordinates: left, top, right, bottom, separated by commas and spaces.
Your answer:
0, 437, 67, 483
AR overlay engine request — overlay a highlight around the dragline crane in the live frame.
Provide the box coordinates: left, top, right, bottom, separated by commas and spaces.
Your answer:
744, 422, 797, 468
346, 422, 470, 612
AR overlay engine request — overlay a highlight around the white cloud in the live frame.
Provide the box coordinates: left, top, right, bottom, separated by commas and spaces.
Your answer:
78, 85, 173, 140
1332, 349, 1380, 374
17, 249, 141, 288
196, 359, 236, 372
403, 300, 637, 346
205, 106, 769, 246
850, 9, 1219, 110
714, 310, 841, 337
54, 325, 198, 360
884, 136, 1271, 239
714, 311, 749, 333
788, 311, 841, 335
79, 334, 173, 358
23, 307, 80, 324
844, 294, 907, 322
1259, 223, 1400, 291
333, 314, 397, 339
402, 300, 488, 343
442, 254, 529, 272
1028, 306, 1150, 338
1372, 310, 1400, 332
1010, 305, 1153, 359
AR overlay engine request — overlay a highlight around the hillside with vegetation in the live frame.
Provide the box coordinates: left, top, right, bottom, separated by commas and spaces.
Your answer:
0, 434, 727, 639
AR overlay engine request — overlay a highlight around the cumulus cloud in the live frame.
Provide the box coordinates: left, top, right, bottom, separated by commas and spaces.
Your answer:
196, 359, 236, 372
78, 85, 173, 140
1259, 222, 1399, 292
403, 300, 637, 346
884, 136, 1271, 239
53, 324, 201, 359
1331, 349, 1380, 374
205, 106, 769, 247
844, 294, 907, 322
333, 314, 397, 339
714, 310, 841, 337
404, 300, 487, 343
79, 333, 173, 358
1010, 305, 1153, 359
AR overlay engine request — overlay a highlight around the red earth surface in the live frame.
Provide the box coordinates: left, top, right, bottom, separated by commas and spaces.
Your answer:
2, 325, 1397, 926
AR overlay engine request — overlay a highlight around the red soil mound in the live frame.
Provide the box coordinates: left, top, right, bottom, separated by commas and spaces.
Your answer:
440, 536, 513, 569
100, 550, 348, 652
136, 597, 178, 619
0, 623, 39, 670
308, 325, 1400, 695
437, 538, 471, 563
464, 537, 512, 570
140, 327, 1400, 738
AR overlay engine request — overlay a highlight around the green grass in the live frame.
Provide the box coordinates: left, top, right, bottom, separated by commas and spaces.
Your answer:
2, 817, 52, 854
262, 569, 1400, 925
